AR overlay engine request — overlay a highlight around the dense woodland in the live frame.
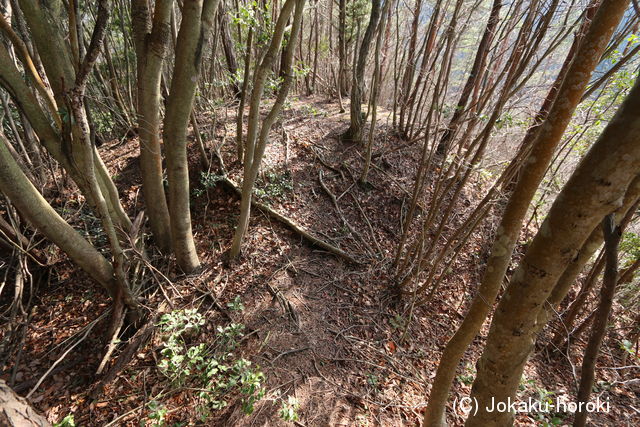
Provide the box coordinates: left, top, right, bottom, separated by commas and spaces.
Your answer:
0, 0, 639, 425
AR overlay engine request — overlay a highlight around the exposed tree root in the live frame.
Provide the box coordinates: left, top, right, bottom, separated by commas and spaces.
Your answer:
91, 315, 157, 398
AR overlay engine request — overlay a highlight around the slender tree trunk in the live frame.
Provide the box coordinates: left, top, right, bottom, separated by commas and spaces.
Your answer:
573, 215, 621, 427
466, 64, 640, 427
340, 0, 382, 143
397, 0, 422, 137
424, 2, 629, 424
218, 1, 241, 97
230, 0, 304, 258
435, 0, 501, 154
163, 0, 220, 272
337, 0, 348, 95
132, 0, 173, 253
361, 0, 391, 182
236, 26, 254, 162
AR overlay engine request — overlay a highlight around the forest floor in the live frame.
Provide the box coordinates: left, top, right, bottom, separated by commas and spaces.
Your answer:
2, 97, 637, 426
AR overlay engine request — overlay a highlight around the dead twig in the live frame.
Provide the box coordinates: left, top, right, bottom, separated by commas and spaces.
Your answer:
318, 170, 375, 258
92, 314, 157, 398
27, 316, 100, 398
271, 346, 310, 364
220, 176, 360, 264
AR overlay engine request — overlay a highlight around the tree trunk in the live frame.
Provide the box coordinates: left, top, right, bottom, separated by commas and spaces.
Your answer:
163, 0, 220, 272
0, 380, 50, 427
337, 0, 348, 96
132, 0, 173, 253
361, 0, 391, 182
573, 214, 621, 427
537, 175, 640, 337
236, 26, 254, 162
0, 134, 118, 297
230, 0, 304, 258
340, 0, 382, 143
218, 1, 241, 97
435, 0, 501, 154
466, 63, 640, 427
423, 1, 628, 424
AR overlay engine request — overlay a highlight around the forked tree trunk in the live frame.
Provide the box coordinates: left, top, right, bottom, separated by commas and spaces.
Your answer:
12, 0, 131, 234
423, 1, 629, 424
340, 0, 382, 143
163, 0, 220, 272
536, 175, 640, 335
230, 0, 304, 258
466, 68, 640, 427
132, 0, 173, 253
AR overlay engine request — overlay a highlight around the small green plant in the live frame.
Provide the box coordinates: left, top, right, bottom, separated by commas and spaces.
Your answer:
157, 309, 206, 384
518, 377, 566, 426
254, 169, 293, 202
146, 400, 168, 426
389, 314, 405, 330
457, 362, 476, 386
54, 414, 75, 427
155, 309, 265, 421
299, 104, 327, 117
227, 295, 245, 311
366, 373, 379, 389
265, 75, 284, 97
279, 396, 300, 422
194, 171, 224, 197
620, 339, 638, 360
293, 63, 311, 78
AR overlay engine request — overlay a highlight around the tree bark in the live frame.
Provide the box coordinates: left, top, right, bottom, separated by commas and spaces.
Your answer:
0, 380, 50, 427
218, 1, 241, 97
423, 1, 628, 424
163, 0, 220, 272
340, 0, 382, 143
132, 0, 173, 253
537, 175, 640, 336
466, 64, 640, 427
0, 134, 118, 296
573, 215, 621, 427
435, 0, 502, 154
236, 25, 254, 162
230, 0, 304, 258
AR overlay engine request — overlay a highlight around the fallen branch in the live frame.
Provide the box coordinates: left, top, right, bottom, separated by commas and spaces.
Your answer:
318, 170, 375, 257
220, 176, 360, 264
266, 282, 299, 327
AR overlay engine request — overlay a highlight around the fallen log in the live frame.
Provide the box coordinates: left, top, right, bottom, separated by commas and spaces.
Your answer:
220, 176, 360, 264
